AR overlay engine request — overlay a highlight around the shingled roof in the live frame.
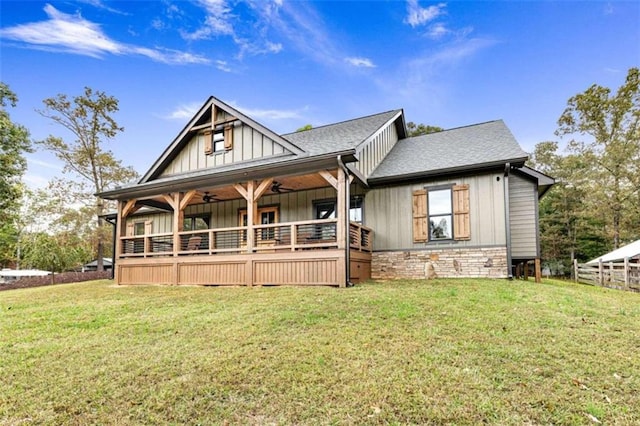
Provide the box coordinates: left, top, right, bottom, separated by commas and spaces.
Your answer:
282, 110, 403, 156
368, 120, 529, 183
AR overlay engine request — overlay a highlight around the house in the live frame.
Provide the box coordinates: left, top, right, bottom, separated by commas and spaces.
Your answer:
0, 269, 51, 284
81, 258, 114, 272
98, 96, 553, 287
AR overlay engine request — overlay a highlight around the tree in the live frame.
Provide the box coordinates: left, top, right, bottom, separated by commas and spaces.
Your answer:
0, 82, 32, 267
21, 232, 91, 284
406, 122, 443, 137
529, 141, 608, 275
296, 124, 313, 132
37, 87, 138, 271
556, 67, 640, 249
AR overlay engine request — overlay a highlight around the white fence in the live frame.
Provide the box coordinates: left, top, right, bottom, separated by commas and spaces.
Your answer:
574, 259, 640, 292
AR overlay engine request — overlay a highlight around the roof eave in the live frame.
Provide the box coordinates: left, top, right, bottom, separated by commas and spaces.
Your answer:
367, 157, 528, 186
99, 150, 356, 200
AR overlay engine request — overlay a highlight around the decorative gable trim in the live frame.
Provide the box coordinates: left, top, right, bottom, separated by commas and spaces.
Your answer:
140, 96, 306, 184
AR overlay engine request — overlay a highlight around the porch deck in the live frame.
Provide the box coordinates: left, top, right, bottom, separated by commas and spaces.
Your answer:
115, 220, 372, 287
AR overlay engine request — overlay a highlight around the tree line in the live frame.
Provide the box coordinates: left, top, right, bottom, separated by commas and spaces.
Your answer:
1, 84, 137, 276
529, 67, 640, 274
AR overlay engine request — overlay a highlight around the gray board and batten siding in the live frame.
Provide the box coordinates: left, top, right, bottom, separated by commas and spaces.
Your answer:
365, 172, 507, 251
160, 122, 290, 177
508, 172, 540, 259
354, 119, 400, 179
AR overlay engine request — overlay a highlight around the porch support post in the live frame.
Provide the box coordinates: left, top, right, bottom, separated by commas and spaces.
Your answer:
336, 166, 348, 288
169, 192, 184, 285
114, 200, 124, 284
246, 181, 255, 255
336, 167, 346, 250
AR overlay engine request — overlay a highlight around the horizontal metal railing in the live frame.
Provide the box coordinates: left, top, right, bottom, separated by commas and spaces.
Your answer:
119, 218, 372, 258
349, 222, 373, 252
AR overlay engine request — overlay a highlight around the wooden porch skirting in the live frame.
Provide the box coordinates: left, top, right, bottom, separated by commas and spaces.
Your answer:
116, 249, 371, 287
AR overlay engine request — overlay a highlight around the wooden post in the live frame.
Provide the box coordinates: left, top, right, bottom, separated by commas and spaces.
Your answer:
598, 259, 604, 286
336, 167, 346, 250
336, 167, 347, 287
609, 262, 614, 286
523, 262, 529, 281
247, 181, 255, 255
573, 259, 578, 282
114, 200, 124, 284
534, 258, 541, 283
173, 193, 184, 285
624, 257, 630, 290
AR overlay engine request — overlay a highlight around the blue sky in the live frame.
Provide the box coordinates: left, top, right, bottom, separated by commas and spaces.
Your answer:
1, 0, 638, 190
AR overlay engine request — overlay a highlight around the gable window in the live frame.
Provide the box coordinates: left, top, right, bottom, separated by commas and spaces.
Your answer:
213, 131, 225, 152
204, 126, 234, 155
412, 184, 470, 243
428, 188, 453, 240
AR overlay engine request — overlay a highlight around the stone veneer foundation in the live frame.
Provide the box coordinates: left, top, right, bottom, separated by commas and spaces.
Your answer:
371, 247, 508, 280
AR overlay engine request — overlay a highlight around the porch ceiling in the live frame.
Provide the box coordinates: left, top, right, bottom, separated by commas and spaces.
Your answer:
142, 170, 339, 207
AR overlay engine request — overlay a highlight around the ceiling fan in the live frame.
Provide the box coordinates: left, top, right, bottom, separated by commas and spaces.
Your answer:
271, 181, 294, 194
202, 191, 221, 203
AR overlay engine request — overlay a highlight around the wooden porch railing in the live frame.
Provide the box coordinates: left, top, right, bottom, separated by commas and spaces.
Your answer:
349, 222, 373, 252
119, 219, 373, 258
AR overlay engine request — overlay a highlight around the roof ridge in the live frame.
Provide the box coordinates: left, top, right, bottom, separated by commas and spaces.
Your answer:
441, 119, 503, 132
281, 109, 402, 136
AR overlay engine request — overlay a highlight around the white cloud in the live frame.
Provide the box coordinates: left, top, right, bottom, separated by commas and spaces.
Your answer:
215, 60, 232, 72
28, 158, 64, 171
181, 0, 234, 40
78, 0, 128, 15
164, 103, 202, 120
0, 4, 210, 65
183, 0, 285, 59
164, 100, 305, 123
229, 101, 306, 120
345, 57, 376, 68
426, 22, 450, 39
404, 1, 447, 28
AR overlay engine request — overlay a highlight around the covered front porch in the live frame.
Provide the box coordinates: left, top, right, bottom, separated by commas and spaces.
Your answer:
111, 167, 373, 287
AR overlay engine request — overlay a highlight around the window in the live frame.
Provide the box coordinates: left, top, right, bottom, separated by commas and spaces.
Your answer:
134, 222, 145, 236
204, 126, 234, 155
239, 206, 279, 242
184, 216, 210, 231
213, 131, 225, 152
412, 184, 470, 243
350, 196, 363, 223
428, 188, 453, 240
313, 197, 364, 222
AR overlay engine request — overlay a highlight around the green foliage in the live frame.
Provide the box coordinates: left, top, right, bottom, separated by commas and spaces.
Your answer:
296, 124, 313, 132
36, 87, 138, 269
406, 121, 443, 137
1, 279, 639, 424
20, 232, 91, 279
556, 67, 640, 249
0, 83, 32, 267
532, 68, 640, 270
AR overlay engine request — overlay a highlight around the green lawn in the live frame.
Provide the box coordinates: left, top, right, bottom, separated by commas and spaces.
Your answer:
1, 279, 638, 425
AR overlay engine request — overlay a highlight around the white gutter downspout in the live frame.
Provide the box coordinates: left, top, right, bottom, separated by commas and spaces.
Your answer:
337, 155, 353, 287
504, 163, 513, 279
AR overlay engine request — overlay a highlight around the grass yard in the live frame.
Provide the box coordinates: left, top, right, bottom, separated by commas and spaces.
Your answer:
1, 279, 639, 425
